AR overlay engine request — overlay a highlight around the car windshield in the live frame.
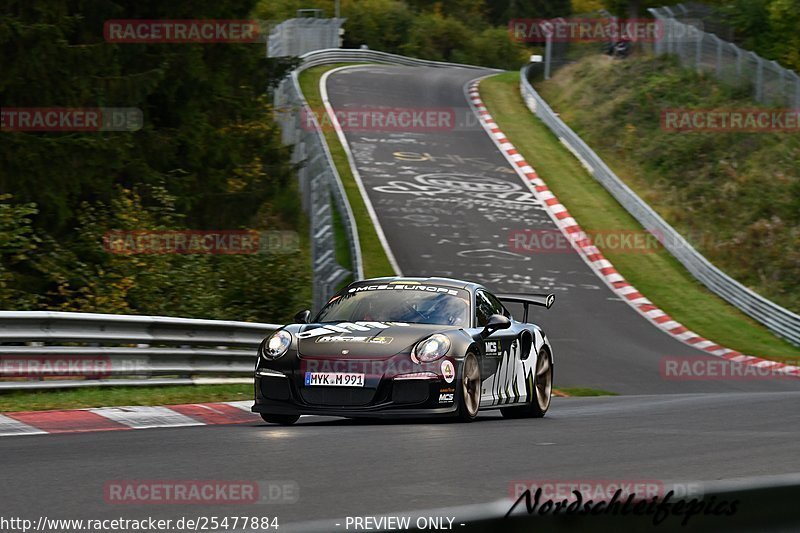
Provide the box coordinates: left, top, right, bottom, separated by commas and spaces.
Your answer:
315, 285, 470, 326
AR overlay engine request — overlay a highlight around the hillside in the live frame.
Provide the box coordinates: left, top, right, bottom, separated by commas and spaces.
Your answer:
537, 54, 800, 313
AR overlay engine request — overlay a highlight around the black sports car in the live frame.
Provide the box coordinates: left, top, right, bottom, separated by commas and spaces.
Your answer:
252, 277, 555, 424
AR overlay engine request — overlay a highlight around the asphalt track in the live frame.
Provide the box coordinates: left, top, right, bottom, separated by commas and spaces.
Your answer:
2, 65, 799, 531
2, 393, 800, 530
322, 65, 799, 396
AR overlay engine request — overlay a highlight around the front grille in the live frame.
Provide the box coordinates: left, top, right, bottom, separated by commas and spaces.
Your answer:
259, 376, 291, 401
300, 387, 376, 406
392, 380, 430, 404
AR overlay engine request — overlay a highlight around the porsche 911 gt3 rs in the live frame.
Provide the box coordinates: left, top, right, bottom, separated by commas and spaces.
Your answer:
252, 277, 555, 424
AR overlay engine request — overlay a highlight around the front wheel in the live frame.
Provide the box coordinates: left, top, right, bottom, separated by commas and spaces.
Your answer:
260, 413, 300, 425
501, 347, 553, 419
456, 353, 481, 422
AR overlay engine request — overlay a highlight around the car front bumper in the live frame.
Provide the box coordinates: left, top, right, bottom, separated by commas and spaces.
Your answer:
251, 367, 460, 419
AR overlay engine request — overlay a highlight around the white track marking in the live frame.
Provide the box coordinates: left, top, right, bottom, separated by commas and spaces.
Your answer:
89, 406, 204, 429
464, 79, 800, 377
0, 414, 47, 436
224, 401, 254, 412
320, 66, 403, 276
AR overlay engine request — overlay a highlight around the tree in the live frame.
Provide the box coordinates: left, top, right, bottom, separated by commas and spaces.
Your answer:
0, 0, 311, 320
341, 0, 414, 50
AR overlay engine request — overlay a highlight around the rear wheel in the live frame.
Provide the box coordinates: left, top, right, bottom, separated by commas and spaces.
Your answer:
501, 347, 552, 419
456, 353, 481, 422
260, 413, 300, 425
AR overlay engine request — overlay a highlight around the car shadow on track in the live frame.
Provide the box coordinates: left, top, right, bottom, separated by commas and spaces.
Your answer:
250, 412, 523, 428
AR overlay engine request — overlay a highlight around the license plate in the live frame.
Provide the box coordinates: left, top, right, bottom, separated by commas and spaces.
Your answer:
304, 372, 365, 387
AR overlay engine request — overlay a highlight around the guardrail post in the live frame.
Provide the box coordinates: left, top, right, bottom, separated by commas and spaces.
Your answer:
544, 34, 552, 81
779, 64, 787, 106
662, 7, 676, 56
734, 44, 742, 80
652, 4, 799, 110
755, 54, 764, 102
793, 71, 800, 109
518, 63, 800, 345
694, 27, 702, 72
652, 16, 672, 56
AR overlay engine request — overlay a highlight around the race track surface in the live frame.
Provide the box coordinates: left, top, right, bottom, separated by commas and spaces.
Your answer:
2, 393, 799, 529
322, 65, 799, 396
2, 64, 798, 530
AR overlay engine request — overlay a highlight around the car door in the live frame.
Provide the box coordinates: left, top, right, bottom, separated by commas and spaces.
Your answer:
475, 289, 519, 406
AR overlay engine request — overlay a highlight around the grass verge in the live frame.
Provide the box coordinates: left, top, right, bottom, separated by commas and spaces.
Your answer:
479, 71, 799, 362
536, 55, 799, 313
0, 384, 251, 413
0, 382, 597, 412
298, 64, 396, 279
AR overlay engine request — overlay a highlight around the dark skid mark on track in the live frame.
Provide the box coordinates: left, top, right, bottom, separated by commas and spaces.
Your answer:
2, 64, 798, 529
325, 65, 800, 396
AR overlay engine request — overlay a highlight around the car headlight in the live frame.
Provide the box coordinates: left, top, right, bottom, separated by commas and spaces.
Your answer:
262, 330, 292, 360
412, 334, 451, 363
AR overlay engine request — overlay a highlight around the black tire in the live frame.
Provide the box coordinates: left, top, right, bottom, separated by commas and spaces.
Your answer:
260, 413, 300, 425
501, 347, 553, 419
456, 353, 481, 422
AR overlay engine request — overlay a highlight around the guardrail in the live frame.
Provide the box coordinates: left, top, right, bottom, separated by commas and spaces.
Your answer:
10, 48, 795, 394
0, 311, 278, 390
519, 64, 800, 346
0, 49, 495, 392
267, 18, 346, 58
297, 48, 497, 70
274, 63, 361, 311
276, 49, 495, 310
649, 3, 800, 108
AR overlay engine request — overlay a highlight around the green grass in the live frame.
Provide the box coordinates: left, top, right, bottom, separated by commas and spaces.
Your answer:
331, 197, 354, 290
536, 55, 799, 313
298, 64, 396, 279
557, 387, 618, 397
0, 383, 252, 413
479, 71, 799, 362
0, 381, 606, 412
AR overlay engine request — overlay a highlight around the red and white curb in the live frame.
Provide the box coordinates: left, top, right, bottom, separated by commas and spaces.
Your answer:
466, 80, 800, 378
0, 401, 260, 437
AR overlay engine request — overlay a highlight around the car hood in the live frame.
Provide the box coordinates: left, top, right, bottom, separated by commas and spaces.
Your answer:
296, 322, 457, 358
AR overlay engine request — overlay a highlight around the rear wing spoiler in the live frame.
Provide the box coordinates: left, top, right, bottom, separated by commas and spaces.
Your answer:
495, 293, 555, 323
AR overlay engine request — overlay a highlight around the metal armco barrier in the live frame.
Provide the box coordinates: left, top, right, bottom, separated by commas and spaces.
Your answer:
268, 18, 346, 58
0, 311, 278, 390
0, 50, 495, 391
4, 47, 796, 392
649, 3, 800, 108
276, 49, 496, 310
520, 64, 800, 345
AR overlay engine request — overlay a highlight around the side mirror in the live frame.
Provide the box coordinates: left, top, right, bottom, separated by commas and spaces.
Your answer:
477, 313, 511, 339
294, 309, 311, 324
